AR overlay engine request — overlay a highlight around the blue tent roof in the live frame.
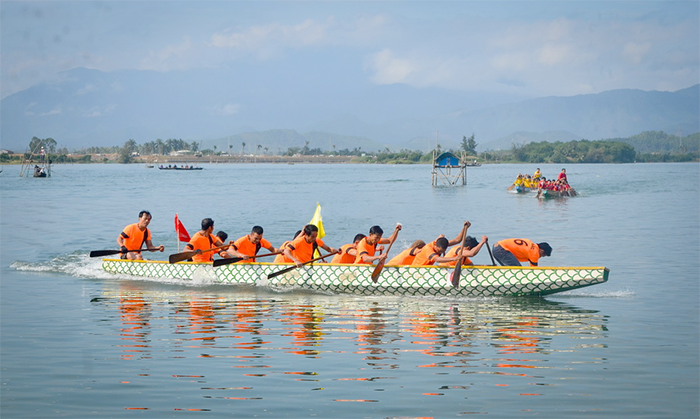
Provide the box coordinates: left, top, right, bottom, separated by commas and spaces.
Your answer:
434, 152, 462, 167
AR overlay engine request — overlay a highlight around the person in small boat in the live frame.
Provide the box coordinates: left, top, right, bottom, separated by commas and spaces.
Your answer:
412, 221, 472, 266
387, 240, 426, 265
513, 174, 524, 187
492, 238, 551, 266
354, 224, 401, 265
557, 168, 567, 182
185, 218, 238, 263
331, 233, 366, 264
440, 235, 489, 267
228, 225, 278, 262
283, 224, 337, 267
533, 168, 541, 180
117, 210, 164, 260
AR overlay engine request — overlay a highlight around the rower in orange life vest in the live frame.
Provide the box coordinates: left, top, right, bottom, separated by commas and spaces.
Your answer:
387, 240, 426, 265
226, 225, 278, 261
117, 210, 164, 260
492, 238, 552, 266
354, 224, 401, 265
185, 218, 244, 263
412, 221, 472, 266
440, 235, 488, 266
283, 224, 337, 267
274, 230, 301, 264
331, 233, 366, 264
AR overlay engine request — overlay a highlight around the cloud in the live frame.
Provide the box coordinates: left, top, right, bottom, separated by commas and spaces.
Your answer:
208, 18, 335, 62
40, 106, 63, 116
210, 103, 241, 116
83, 104, 116, 117
367, 49, 414, 85
365, 12, 699, 96
74, 83, 99, 95
622, 42, 652, 65
1, 3, 697, 101
140, 36, 196, 71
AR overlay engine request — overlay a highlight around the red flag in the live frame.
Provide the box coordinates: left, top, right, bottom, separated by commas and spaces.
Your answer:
175, 214, 191, 242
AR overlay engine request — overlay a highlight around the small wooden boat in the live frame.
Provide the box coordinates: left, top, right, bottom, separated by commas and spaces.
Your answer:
101, 259, 609, 297
158, 165, 203, 170
509, 185, 535, 194
537, 189, 575, 199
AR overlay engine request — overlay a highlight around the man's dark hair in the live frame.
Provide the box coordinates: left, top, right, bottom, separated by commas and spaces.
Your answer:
201, 218, 214, 230
303, 224, 318, 236
435, 237, 449, 252
464, 236, 479, 249
369, 225, 384, 236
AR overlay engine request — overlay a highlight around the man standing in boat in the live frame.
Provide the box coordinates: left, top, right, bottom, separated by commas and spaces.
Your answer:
353, 225, 401, 265
117, 210, 164, 260
492, 238, 552, 266
557, 168, 567, 181
228, 226, 278, 262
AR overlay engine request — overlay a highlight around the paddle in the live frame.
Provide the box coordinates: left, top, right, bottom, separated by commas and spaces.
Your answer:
267, 250, 339, 279
507, 184, 515, 191
371, 224, 401, 283
213, 251, 282, 267
486, 240, 500, 266
89, 248, 161, 258
168, 243, 231, 264
450, 235, 470, 288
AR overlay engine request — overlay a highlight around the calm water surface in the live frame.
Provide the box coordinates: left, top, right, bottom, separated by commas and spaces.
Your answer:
1, 162, 698, 418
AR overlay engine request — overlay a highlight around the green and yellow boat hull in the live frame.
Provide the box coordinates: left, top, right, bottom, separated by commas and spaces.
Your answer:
102, 259, 609, 297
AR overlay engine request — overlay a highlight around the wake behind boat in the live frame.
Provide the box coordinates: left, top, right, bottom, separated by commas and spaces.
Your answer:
101, 258, 609, 297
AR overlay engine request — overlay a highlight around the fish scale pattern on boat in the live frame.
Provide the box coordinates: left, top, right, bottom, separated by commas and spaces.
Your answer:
102, 259, 608, 297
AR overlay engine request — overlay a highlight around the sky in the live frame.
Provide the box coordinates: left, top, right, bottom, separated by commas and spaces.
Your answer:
1, 0, 698, 102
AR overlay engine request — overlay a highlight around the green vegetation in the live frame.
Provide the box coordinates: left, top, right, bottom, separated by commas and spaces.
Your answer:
5, 131, 698, 165
508, 140, 637, 163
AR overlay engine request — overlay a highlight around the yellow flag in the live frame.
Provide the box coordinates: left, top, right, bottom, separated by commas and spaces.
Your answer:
309, 203, 325, 239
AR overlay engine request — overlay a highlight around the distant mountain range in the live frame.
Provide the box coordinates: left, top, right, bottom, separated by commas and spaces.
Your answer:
1, 66, 697, 153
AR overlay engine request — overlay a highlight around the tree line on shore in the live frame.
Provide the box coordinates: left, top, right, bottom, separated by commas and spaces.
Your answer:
2, 131, 698, 165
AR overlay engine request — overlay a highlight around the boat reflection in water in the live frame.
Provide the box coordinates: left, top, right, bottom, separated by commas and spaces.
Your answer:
93, 282, 608, 411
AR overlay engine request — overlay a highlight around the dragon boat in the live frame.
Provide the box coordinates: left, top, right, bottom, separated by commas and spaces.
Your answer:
101, 259, 609, 297
537, 189, 576, 199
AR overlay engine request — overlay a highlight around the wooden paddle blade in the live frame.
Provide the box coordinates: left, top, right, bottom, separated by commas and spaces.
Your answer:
169, 250, 199, 264
371, 225, 401, 283
267, 265, 295, 279
267, 250, 338, 279
212, 257, 244, 267
89, 249, 122, 257
370, 261, 385, 283
451, 263, 463, 287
